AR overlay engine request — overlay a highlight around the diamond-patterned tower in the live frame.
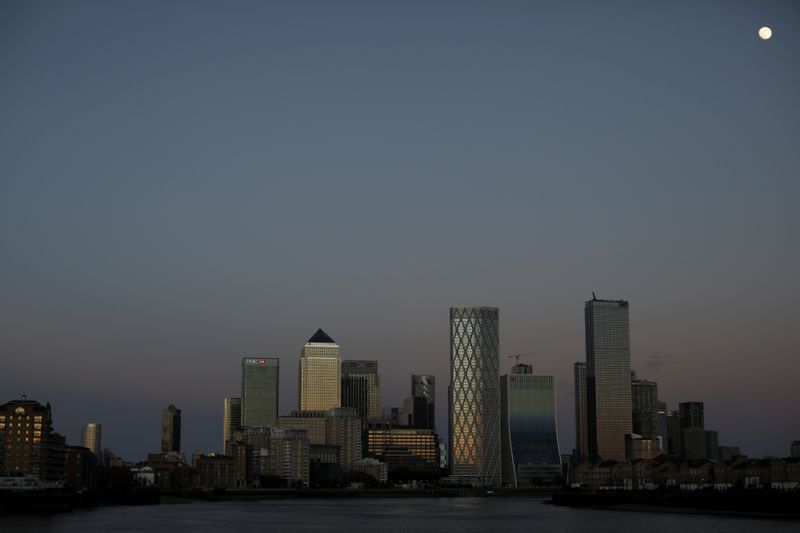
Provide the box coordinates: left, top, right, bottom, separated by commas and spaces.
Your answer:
448, 306, 501, 487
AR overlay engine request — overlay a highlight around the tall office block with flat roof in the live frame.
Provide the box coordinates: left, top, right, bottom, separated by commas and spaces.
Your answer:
81, 422, 102, 457
341, 360, 380, 420
161, 404, 181, 453
449, 306, 501, 488
585, 296, 632, 462
223, 397, 242, 451
411, 375, 436, 431
241, 358, 279, 428
574, 362, 588, 461
299, 329, 341, 411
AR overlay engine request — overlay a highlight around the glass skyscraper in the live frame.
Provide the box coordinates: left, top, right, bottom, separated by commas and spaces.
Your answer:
573, 362, 588, 461
299, 329, 341, 411
500, 364, 561, 487
341, 360, 381, 420
449, 306, 500, 488
241, 357, 279, 428
223, 397, 242, 452
80, 422, 101, 457
585, 296, 632, 462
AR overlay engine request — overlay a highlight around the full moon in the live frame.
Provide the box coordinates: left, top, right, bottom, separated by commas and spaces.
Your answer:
759, 26, 772, 40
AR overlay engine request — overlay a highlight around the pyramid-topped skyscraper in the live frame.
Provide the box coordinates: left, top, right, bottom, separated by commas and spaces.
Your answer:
298, 328, 341, 411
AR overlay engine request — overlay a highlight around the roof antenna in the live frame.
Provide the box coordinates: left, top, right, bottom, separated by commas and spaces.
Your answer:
592, 291, 597, 300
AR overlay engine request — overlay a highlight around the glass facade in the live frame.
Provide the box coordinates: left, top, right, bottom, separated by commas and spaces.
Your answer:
341, 360, 381, 420
161, 404, 181, 453
501, 364, 561, 486
241, 357, 279, 428
631, 377, 660, 438
298, 329, 341, 411
223, 397, 242, 452
411, 375, 436, 431
449, 306, 500, 488
80, 422, 101, 457
573, 362, 588, 461
585, 297, 632, 462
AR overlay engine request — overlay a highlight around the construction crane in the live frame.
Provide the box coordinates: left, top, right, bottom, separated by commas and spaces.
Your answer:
506, 352, 536, 365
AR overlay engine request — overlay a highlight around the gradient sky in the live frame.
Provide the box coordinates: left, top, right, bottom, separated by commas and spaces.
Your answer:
1, 0, 798, 461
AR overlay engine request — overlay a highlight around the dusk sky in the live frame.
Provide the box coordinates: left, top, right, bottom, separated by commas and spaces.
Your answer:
1, 0, 798, 461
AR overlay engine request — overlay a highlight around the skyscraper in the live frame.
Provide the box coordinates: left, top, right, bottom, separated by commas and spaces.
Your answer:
585, 296, 632, 462
573, 362, 588, 461
161, 404, 181, 453
449, 306, 501, 488
341, 360, 381, 420
411, 375, 436, 431
223, 397, 242, 452
299, 329, 341, 411
241, 357, 279, 428
80, 422, 102, 457
500, 364, 561, 487
631, 374, 660, 439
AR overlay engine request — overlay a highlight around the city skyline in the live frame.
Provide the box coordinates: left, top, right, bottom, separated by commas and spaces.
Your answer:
1, 0, 798, 462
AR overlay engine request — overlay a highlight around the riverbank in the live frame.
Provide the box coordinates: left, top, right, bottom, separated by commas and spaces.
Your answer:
551, 489, 800, 519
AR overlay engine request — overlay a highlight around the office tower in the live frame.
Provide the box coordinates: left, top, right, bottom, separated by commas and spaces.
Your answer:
81, 422, 102, 457
657, 401, 668, 444
241, 357, 279, 428
631, 375, 659, 439
0, 395, 65, 480
366, 427, 439, 476
449, 306, 501, 488
679, 402, 705, 430
411, 375, 436, 431
500, 364, 562, 486
341, 360, 381, 420
573, 362, 588, 461
161, 404, 181, 453
665, 410, 682, 456
298, 329, 341, 411
223, 397, 242, 452
706, 430, 719, 461
402, 396, 435, 429
277, 408, 361, 472
585, 296, 632, 462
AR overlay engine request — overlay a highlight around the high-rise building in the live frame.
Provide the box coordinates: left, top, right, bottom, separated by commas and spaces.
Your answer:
298, 329, 341, 411
411, 375, 436, 431
449, 306, 501, 488
161, 404, 181, 453
573, 362, 588, 461
500, 364, 561, 487
631, 374, 660, 439
402, 396, 435, 429
0, 395, 66, 481
241, 358, 279, 428
81, 422, 102, 457
679, 402, 705, 430
223, 397, 242, 451
277, 408, 361, 472
341, 360, 381, 420
665, 409, 682, 456
585, 296, 632, 462
792, 441, 800, 458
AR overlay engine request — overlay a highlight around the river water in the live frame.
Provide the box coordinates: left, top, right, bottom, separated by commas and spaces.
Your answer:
3, 496, 798, 532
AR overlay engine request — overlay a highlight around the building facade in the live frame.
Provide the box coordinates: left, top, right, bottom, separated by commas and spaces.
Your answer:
411, 375, 436, 430
631, 375, 659, 439
81, 422, 102, 457
223, 397, 242, 452
585, 297, 632, 462
341, 360, 381, 420
161, 404, 181, 453
449, 306, 501, 487
0, 396, 65, 481
299, 329, 341, 411
500, 364, 562, 486
241, 357, 279, 428
574, 362, 588, 461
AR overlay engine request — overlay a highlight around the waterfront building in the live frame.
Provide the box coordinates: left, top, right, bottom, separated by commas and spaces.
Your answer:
0, 395, 66, 481
80, 422, 102, 459
241, 357, 279, 428
706, 430, 719, 461
354, 457, 388, 483
64, 445, 96, 492
367, 427, 439, 466
500, 364, 562, 487
573, 362, 588, 461
299, 329, 341, 411
341, 360, 381, 420
277, 408, 360, 472
449, 306, 501, 487
682, 428, 709, 461
194, 453, 236, 489
631, 374, 659, 439
624, 434, 662, 461
585, 296, 632, 462
277, 411, 327, 445
267, 427, 310, 487
718, 445, 742, 462
223, 397, 242, 452
161, 404, 181, 453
